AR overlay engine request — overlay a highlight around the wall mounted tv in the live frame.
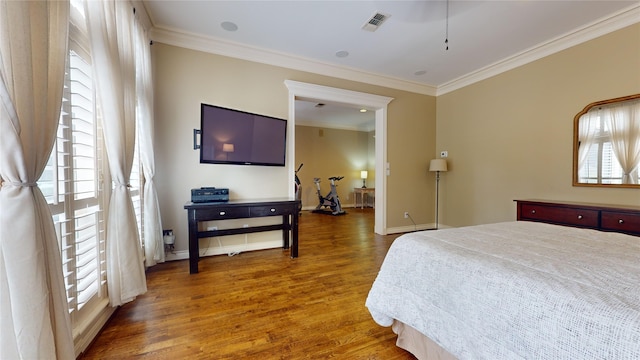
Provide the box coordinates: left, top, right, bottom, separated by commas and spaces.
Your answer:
195, 103, 287, 166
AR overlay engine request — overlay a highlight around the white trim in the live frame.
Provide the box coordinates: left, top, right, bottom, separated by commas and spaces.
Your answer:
284, 80, 393, 235
284, 80, 394, 109
164, 240, 284, 261
148, 4, 638, 96
387, 224, 432, 234
74, 299, 115, 357
437, 3, 640, 95
149, 26, 437, 96
387, 223, 453, 234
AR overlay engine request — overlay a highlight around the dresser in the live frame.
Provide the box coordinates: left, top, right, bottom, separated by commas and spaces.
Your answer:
515, 199, 640, 236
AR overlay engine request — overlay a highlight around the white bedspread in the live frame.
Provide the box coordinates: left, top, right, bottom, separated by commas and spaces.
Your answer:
365, 221, 640, 359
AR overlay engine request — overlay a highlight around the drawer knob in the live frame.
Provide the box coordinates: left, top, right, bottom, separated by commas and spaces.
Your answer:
619, 219, 624, 224
531, 210, 536, 214
270, 208, 276, 212
219, 211, 226, 216
577, 215, 583, 220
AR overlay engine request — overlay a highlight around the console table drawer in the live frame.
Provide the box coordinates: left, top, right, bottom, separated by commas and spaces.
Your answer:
196, 207, 250, 220
520, 203, 599, 228
250, 205, 290, 217
601, 211, 640, 235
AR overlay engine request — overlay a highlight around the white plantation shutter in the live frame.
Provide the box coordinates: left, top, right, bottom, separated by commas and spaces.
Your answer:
38, 8, 107, 323
73, 205, 104, 308
68, 50, 106, 311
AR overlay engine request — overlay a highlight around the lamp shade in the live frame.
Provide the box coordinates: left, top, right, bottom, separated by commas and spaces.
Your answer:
429, 159, 448, 172
222, 143, 235, 152
361, 170, 368, 179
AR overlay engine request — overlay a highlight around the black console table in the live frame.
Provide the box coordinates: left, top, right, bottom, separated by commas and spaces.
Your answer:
184, 198, 300, 274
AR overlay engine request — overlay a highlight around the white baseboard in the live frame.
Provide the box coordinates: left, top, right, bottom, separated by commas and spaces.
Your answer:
387, 223, 452, 234
74, 299, 115, 357
386, 223, 431, 234
164, 240, 283, 261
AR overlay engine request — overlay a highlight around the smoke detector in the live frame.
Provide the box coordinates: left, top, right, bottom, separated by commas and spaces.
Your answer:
362, 12, 390, 32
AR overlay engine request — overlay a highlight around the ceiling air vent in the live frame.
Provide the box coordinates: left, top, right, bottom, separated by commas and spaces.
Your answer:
362, 12, 390, 32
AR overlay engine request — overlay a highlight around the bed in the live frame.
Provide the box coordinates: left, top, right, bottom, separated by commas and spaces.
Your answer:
366, 200, 640, 359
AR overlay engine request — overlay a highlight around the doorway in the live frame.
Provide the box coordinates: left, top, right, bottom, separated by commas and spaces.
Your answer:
284, 80, 393, 235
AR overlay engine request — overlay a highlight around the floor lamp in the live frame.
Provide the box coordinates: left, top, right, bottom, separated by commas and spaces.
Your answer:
429, 159, 448, 230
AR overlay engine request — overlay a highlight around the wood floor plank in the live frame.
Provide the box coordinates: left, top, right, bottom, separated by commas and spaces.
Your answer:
79, 209, 416, 359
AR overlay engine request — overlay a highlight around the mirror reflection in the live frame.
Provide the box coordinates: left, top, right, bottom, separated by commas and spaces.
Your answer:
573, 94, 640, 187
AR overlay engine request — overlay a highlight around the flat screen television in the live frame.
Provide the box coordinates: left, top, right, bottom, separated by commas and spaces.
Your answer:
197, 103, 287, 166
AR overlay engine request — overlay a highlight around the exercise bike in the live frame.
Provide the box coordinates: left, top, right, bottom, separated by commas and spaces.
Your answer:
312, 176, 346, 215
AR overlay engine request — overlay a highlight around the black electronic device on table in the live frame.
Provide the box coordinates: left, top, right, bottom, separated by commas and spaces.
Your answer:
191, 187, 229, 203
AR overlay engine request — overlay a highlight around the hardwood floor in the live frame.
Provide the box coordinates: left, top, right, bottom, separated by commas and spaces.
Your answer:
80, 208, 416, 359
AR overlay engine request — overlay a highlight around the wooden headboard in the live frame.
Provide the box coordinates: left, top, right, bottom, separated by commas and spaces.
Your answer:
515, 200, 640, 237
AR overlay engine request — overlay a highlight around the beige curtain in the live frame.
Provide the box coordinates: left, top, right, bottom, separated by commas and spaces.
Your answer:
85, 0, 146, 306
0, 1, 74, 359
607, 100, 640, 184
135, 18, 164, 266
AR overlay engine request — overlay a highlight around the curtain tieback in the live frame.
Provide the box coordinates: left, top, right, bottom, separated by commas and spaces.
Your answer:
0, 181, 37, 188
113, 182, 132, 188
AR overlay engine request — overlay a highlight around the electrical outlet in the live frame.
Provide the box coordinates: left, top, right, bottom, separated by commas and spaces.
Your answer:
404, 211, 409, 219
243, 224, 249, 228
207, 226, 218, 231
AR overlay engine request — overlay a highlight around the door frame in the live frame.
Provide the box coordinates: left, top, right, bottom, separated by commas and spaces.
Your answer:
284, 80, 393, 235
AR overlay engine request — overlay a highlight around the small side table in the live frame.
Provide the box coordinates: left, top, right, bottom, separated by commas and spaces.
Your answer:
354, 188, 375, 209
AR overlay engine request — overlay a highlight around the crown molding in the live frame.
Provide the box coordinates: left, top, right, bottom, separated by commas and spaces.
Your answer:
149, 3, 639, 98
149, 26, 437, 96
284, 80, 394, 108
437, 4, 640, 95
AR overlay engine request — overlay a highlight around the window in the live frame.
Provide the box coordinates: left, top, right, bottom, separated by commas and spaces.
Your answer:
39, 0, 144, 332
38, 0, 147, 346
39, 32, 107, 325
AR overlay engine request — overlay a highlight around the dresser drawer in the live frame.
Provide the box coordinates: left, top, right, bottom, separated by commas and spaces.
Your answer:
250, 205, 290, 217
520, 203, 599, 228
601, 211, 640, 236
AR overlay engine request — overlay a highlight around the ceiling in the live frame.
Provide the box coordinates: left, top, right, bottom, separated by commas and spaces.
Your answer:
142, 0, 639, 129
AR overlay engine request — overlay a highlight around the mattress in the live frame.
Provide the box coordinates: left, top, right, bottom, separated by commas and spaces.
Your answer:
365, 221, 640, 359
